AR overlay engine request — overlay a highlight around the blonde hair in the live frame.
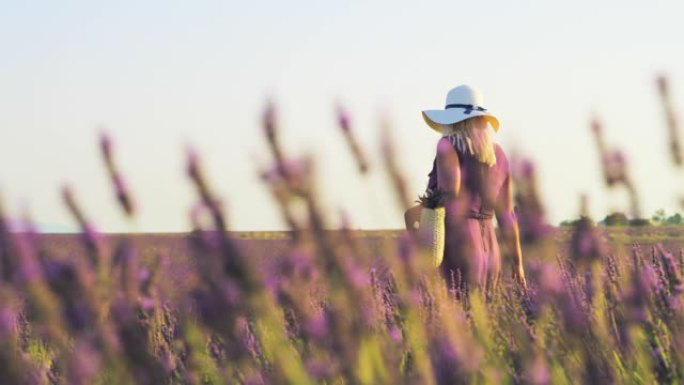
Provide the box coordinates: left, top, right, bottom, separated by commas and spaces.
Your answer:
442, 116, 496, 167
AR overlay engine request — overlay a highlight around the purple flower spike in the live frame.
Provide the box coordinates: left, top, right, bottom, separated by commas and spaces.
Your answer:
388, 326, 402, 342
525, 355, 550, 385
381, 120, 411, 209
263, 100, 277, 141
657, 75, 669, 95
569, 215, 605, 266
336, 104, 351, 133
99, 131, 135, 217
66, 339, 102, 385
305, 311, 329, 340
656, 74, 682, 166
512, 157, 550, 243
336, 104, 370, 174
62, 185, 105, 266
0, 295, 19, 337
100, 131, 113, 163
186, 147, 201, 181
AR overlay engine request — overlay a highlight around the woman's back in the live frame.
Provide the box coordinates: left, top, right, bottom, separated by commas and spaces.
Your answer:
428, 142, 509, 219
428, 140, 510, 291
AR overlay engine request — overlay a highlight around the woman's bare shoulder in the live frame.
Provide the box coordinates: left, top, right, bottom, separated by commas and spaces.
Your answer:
494, 143, 510, 170
436, 136, 457, 157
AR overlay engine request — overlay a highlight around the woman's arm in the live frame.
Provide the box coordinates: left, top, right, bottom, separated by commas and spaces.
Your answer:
495, 174, 527, 287
435, 137, 461, 199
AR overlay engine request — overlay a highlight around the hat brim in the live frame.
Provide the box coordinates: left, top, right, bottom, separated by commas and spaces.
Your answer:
422, 109, 500, 133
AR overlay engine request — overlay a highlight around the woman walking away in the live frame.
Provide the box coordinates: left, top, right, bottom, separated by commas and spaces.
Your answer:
419, 85, 526, 293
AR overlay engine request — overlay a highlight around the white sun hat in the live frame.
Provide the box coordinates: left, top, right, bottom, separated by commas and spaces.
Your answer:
422, 85, 500, 133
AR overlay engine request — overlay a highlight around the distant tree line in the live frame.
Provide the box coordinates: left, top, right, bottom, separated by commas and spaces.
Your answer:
559, 209, 683, 227
648, 208, 683, 226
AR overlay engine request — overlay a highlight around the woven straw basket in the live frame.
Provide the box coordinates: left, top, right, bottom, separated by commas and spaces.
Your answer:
418, 206, 445, 267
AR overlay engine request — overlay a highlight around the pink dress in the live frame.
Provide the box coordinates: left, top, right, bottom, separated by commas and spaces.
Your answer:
426, 142, 510, 291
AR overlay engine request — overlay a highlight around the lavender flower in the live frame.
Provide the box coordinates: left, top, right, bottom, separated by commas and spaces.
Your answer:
657, 75, 682, 166
511, 159, 551, 243
100, 131, 135, 217
62, 185, 105, 267
380, 117, 411, 211
591, 118, 643, 218
336, 104, 370, 174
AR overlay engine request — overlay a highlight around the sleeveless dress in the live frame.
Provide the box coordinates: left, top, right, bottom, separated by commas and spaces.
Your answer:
426, 142, 510, 291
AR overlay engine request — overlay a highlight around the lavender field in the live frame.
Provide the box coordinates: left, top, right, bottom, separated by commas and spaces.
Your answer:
4, 216, 684, 384
2, 81, 684, 384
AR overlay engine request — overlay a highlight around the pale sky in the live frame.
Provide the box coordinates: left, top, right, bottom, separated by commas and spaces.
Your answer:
1, 0, 683, 232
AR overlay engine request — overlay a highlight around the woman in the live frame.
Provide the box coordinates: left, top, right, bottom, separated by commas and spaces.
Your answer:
419, 85, 526, 291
